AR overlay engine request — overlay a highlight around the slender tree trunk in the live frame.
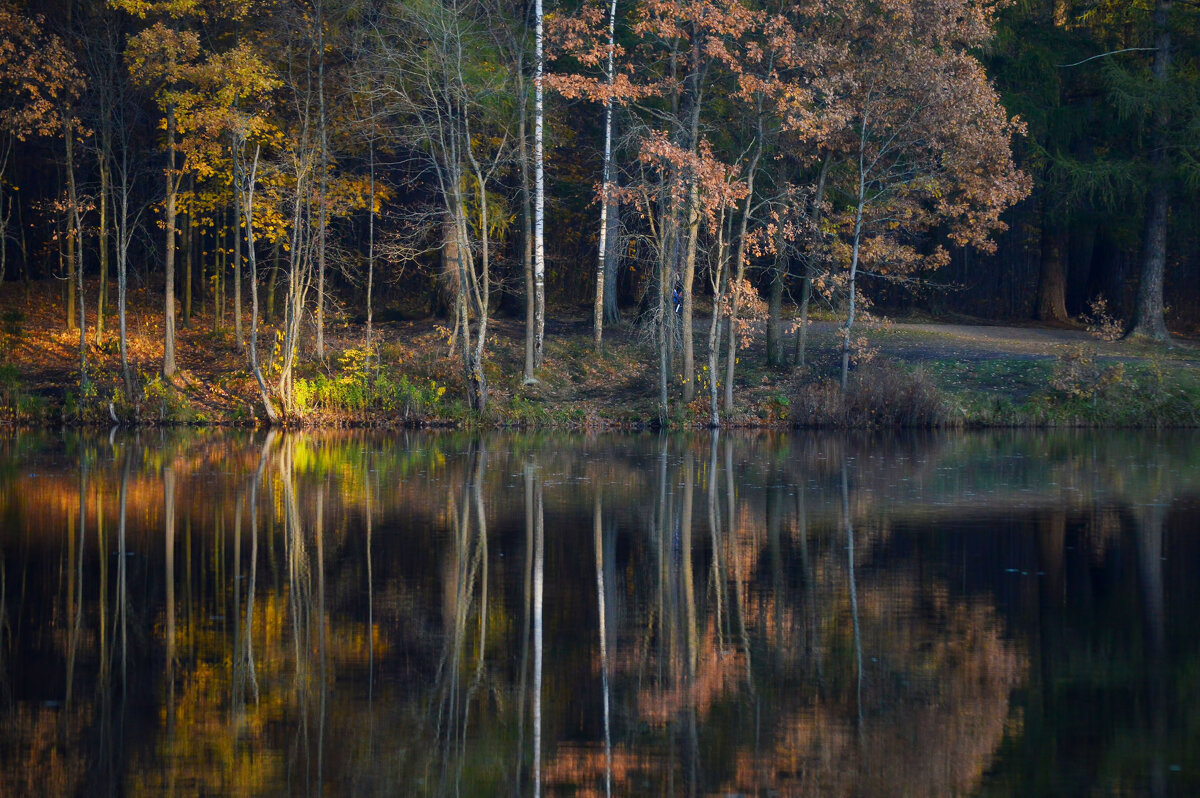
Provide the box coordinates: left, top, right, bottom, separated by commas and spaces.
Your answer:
518, 54, 537, 384
658, 210, 673, 423
722, 142, 761, 412
679, 46, 706, 405
794, 275, 811, 367
64, 113, 87, 386
366, 136, 375, 344
67, 222, 76, 332
604, 188, 620, 323
707, 211, 729, 427
96, 154, 110, 344
315, 0, 328, 360
766, 240, 785, 367
841, 195, 865, 391
594, 0, 619, 352
1128, 0, 1172, 341
112, 130, 133, 400
239, 143, 277, 422
468, 153, 492, 412
0, 139, 8, 286
682, 180, 699, 403
533, 0, 547, 369
183, 176, 192, 329
234, 168, 244, 349
163, 107, 178, 378
795, 152, 831, 368
266, 240, 279, 321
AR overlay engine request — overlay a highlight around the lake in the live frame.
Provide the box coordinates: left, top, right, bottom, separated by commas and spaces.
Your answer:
1, 429, 1198, 796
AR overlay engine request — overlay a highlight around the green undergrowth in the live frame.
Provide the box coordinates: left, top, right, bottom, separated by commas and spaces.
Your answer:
6, 316, 1200, 429
0, 363, 48, 424
292, 347, 450, 422
932, 346, 1200, 427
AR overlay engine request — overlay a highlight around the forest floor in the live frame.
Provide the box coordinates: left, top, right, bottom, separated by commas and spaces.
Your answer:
3, 278, 1200, 428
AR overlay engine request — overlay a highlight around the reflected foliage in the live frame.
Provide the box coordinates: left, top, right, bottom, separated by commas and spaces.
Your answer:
1, 429, 1199, 795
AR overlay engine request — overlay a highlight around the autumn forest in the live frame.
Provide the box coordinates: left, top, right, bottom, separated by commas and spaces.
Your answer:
0, 0, 1197, 426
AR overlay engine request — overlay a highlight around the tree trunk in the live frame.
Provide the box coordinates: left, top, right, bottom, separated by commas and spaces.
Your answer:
682, 180, 699, 403
533, 0, 546, 369
0, 138, 8, 286
164, 107, 178, 378
64, 113, 87, 386
1128, 0, 1172, 341
96, 154, 110, 344
594, 0, 619, 352
518, 54, 536, 383
794, 275, 811, 368
722, 137, 761, 412
67, 220, 76, 332
1035, 222, 1070, 322
366, 136, 375, 344
234, 165, 244, 350
658, 217, 672, 423
766, 247, 785, 367
604, 190, 620, 323
679, 44, 706, 405
315, 1, 328, 361
707, 212, 729, 427
841, 196, 865, 391
183, 176, 192, 329
796, 152, 831, 368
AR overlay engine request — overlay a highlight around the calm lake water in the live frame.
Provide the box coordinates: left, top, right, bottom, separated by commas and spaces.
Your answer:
1, 429, 1198, 796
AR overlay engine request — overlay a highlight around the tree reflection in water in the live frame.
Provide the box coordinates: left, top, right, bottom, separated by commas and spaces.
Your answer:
1, 429, 1199, 795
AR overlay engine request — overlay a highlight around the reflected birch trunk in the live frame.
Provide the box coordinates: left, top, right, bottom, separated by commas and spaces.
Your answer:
682, 450, 698, 796
434, 443, 487, 793
842, 463, 863, 734
726, 440, 752, 690
232, 491, 243, 721
164, 464, 176, 737
279, 438, 317, 783
516, 457, 535, 797
118, 450, 130, 700
316, 486, 326, 794
795, 481, 820, 677
706, 433, 725, 651
65, 462, 85, 715
97, 489, 106, 686
244, 433, 270, 708
594, 489, 612, 798
532, 458, 545, 798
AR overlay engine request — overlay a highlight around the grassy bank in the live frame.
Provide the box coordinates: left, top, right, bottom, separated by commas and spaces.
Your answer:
3, 281, 1199, 429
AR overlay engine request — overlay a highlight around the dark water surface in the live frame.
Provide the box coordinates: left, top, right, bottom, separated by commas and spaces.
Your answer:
1, 429, 1199, 796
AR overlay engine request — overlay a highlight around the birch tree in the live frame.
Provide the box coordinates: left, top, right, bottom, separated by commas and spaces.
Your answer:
533, 0, 546, 369
371, 0, 514, 411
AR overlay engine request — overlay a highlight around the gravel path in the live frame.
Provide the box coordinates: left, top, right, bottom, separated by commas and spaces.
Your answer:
801, 320, 1200, 364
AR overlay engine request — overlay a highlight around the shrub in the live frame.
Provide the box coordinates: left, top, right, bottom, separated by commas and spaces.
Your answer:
792, 361, 951, 428
1049, 345, 1124, 402
1081, 296, 1123, 341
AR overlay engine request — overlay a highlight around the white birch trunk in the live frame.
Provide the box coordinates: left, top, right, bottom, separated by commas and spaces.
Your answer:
594, 0, 618, 351
533, 0, 546, 368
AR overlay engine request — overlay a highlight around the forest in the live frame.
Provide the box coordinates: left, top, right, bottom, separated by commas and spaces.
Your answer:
0, 0, 1197, 426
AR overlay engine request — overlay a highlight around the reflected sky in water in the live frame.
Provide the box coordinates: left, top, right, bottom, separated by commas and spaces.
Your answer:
1, 429, 1198, 796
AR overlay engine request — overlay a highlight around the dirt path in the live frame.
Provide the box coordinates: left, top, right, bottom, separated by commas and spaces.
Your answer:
804, 320, 1200, 364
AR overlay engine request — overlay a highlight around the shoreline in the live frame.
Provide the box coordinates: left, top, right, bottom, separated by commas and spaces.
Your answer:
4, 283, 1200, 432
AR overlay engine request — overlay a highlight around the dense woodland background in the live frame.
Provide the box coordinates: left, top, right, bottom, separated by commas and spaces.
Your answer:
0, 0, 1197, 419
